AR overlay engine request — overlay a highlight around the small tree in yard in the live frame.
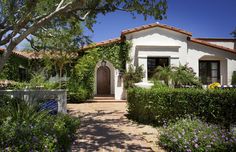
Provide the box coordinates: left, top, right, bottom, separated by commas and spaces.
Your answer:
0, 0, 168, 71
152, 64, 202, 87
32, 28, 86, 88
152, 65, 173, 86
123, 65, 144, 89
231, 27, 236, 38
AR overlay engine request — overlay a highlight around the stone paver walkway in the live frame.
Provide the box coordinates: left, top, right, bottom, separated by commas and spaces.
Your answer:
68, 103, 165, 152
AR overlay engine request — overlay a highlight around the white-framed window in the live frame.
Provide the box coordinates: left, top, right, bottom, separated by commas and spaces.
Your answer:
147, 57, 170, 79
199, 61, 220, 84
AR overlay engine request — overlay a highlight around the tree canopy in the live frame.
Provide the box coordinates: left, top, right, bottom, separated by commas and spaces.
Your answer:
231, 27, 236, 38
0, 0, 167, 70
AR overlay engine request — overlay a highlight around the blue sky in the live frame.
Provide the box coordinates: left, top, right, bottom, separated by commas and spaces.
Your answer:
20, 0, 235, 49
85, 0, 236, 43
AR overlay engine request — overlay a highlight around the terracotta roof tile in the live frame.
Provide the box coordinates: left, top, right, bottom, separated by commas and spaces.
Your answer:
121, 23, 192, 36
0, 49, 79, 59
81, 38, 121, 50
0, 80, 16, 86
14, 51, 42, 59
189, 38, 236, 54
195, 38, 236, 42
0, 49, 41, 59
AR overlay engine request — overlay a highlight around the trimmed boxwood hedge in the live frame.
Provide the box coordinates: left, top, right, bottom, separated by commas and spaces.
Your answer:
127, 88, 236, 128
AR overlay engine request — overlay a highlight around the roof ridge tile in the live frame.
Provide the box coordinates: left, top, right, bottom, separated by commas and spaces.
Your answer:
121, 22, 192, 36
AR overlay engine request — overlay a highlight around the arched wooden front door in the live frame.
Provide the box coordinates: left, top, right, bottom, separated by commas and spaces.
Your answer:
97, 66, 111, 95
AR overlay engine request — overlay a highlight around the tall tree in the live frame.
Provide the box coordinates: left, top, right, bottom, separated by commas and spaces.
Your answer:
0, 0, 167, 70
231, 27, 236, 38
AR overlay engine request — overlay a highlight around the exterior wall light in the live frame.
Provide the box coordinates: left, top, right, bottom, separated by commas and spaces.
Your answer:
101, 60, 107, 67
119, 70, 124, 79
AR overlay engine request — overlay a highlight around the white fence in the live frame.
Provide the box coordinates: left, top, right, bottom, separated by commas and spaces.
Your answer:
0, 90, 67, 113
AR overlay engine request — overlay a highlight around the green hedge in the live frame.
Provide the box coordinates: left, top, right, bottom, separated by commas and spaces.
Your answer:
127, 88, 236, 128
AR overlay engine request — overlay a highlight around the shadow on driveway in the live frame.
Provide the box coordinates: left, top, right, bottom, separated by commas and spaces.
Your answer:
68, 103, 158, 152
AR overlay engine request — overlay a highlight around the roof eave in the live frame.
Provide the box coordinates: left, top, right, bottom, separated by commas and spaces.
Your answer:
188, 38, 236, 55
81, 38, 122, 51
195, 38, 236, 42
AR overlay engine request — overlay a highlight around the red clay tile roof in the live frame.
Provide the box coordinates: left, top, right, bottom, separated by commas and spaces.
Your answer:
195, 38, 236, 42
121, 23, 192, 36
81, 38, 121, 50
0, 49, 79, 59
189, 38, 236, 54
0, 80, 16, 86
0, 48, 41, 59
15, 51, 42, 59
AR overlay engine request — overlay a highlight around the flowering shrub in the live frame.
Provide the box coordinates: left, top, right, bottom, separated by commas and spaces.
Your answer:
208, 82, 221, 89
159, 118, 236, 152
0, 96, 80, 151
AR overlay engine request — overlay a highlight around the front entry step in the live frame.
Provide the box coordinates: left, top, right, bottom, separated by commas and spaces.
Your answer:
86, 96, 126, 103
93, 96, 115, 100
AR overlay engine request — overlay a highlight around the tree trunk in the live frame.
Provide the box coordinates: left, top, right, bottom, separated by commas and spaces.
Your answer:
59, 65, 63, 89
0, 1, 76, 71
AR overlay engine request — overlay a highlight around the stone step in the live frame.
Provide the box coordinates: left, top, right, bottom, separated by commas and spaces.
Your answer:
93, 96, 115, 100
86, 99, 127, 103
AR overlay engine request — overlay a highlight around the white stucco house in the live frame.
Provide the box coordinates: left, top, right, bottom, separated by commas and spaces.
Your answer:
92, 23, 236, 100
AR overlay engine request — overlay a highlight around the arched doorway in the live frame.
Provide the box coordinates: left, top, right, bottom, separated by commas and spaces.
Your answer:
97, 66, 111, 95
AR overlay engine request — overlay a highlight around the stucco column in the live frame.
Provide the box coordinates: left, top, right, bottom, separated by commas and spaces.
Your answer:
170, 57, 180, 67
138, 57, 148, 82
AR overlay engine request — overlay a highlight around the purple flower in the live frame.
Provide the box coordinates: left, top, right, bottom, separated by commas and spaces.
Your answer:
32, 136, 38, 142
193, 137, 198, 143
30, 124, 34, 129
206, 145, 211, 148
186, 149, 192, 152
163, 123, 167, 128
194, 143, 199, 148
172, 137, 177, 142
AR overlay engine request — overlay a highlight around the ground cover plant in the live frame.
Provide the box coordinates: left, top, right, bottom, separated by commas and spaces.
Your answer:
0, 95, 80, 151
159, 118, 236, 152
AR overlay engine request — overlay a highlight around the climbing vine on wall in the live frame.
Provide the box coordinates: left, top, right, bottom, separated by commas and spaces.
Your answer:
68, 41, 131, 102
